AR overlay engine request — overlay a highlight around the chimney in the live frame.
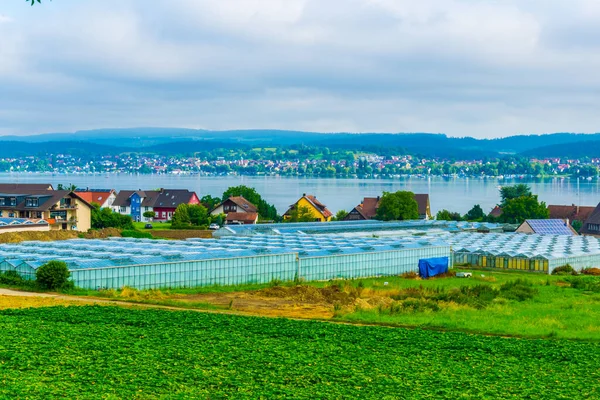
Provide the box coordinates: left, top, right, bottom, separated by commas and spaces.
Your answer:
303, 193, 306, 197
566, 218, 570, 227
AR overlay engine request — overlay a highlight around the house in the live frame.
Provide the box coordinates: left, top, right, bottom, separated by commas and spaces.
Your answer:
112, 190, 147, 222
225, 212, 259, 225
580, 203, 600, 236
0, 188, 93, 231
211, 196, 259, 224
548, 204, 595, 225
344, 194, 432, 221
0, 218, 49, 233
283, 194, 332, 222
112, 189, 199, 222
152, 189, 200, 222
516, 219, 577, 236
0, 183, 53, 191
489, 206, 503, 219
75, 189, 117, 209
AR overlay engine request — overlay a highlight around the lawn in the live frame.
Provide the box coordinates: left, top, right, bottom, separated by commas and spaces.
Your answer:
132, 221, 172, 230
0, 306, 598, 399
67, 269, 600, 340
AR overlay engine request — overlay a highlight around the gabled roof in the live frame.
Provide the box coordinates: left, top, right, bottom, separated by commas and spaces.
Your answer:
0, 183, 53, 192
226, 196, 258, 213
348, 205, 369, 220
141, 190, 161, 207
580, 202, 600, 235
548, 204, 595, 222
520, 219, 576, 235
0, 190, 92, 211
154, 189, 196, 208
302, 195, 333, 218
489, 206, 503, 217
414, 194, 431, 217
74, 190, 115, 206
112, 190, 147, 207
226, 212, 258, 223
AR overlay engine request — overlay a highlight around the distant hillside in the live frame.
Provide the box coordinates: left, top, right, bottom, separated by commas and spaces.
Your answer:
521, 140, 600, 158
2, 128, 600, 158
0, 141, 126, 158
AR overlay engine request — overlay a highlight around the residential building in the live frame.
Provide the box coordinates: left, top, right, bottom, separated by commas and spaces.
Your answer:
516, 219, 577, 236
344, 194, 432, 221
548, 204, 595, 225
225, 212, 259, 225
113, 189, 200, 222
0, 188, 92, 231
152, 189, 200, 221
75, 189, 117, 209
580, 203, 600, 236
284, 194, 332, 222
489, 206, 503, 219
0, 183, 53, 191
211, 196, 259, 224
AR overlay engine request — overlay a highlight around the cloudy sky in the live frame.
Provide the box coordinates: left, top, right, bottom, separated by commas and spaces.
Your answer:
0, 0, 599, 137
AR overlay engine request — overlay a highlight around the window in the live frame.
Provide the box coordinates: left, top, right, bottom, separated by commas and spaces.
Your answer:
25, 198, 39, 207
0, 211, 3, 217
120, 206, 126, 213
0, 198, 4, 206
8, 212, 14, 218
9, 198, 16, 206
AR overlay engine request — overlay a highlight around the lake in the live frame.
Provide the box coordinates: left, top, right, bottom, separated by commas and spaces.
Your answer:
3, 173, 600, 215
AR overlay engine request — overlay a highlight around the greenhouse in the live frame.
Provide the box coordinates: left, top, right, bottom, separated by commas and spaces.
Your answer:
446, 232, 600, 273
0, 234, 450, 290
213, 219, 506, 237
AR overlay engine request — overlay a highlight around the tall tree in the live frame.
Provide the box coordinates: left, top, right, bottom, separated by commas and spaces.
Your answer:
500, 195, 549, 224
375, 191, 419, 221
436, 209, 462, 221
499, 184, 531, 206
464, 204, 485, 221
222, 185, 278, 221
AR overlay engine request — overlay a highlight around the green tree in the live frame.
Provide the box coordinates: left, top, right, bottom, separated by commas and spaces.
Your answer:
334, 209, 349, 221
375, 191, 419, 221
222, 185, 278, 221
36, 261, 70, 290
499, 184, 531, 206
464, 204, 485, 221
572, 219, 583, 233
500, 195, 549, 224
143, 211, 155, 220
57, 183, 77, 191
171, 204, 191, 228
188, 204, 209, 226
91, 205, 134, 230
200, 195, 221, 210
285, 206, 316, 222
436, 209, 463, 221
171, 204, 210, 228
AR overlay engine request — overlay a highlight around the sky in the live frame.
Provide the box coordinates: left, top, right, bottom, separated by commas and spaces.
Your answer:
1, 0, 599, 138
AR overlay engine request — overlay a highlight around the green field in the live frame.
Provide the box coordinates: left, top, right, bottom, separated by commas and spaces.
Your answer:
132, 221, 172, 230
0, 306, 598, 399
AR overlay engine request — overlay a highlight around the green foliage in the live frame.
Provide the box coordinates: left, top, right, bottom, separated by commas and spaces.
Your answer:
499, 194, 549, 224
0, 270, 29, 286
222, 185, 279, 221
500, 184, 532, 206
285, 205, 316, 223
375, 191, 419, 221
200, 195, 221, 210
121, 230, 153, 239
464, 204, 485, 221
572, 219, 583, 233
143, 211, 155, 219
171, 204, 209, 229
35, 260, 71, 290
564, 276, 600, 292
334, 209, 349, 221
56, 183, 77, 191
436, 209, 462, 221
0, 306, 598, 398
91, 205, 134, 230
552, 264, 578, 275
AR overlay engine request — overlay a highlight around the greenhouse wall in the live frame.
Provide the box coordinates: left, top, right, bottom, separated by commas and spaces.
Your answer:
548, 256, 600, 273
70, 253, 298, 290
299, 246, 450, 281
452, 253, 550, 273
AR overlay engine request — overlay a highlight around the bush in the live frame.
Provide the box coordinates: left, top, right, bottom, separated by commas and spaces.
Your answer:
552, 264, 578, 275
581, 267, 600, 276
36, 261, 71, 290
499, 279, 538, 301
121, 230, 153, 239
0, 270, 27, 286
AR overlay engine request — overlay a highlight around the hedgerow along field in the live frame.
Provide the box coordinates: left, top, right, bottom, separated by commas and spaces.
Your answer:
0, 306, 598, 399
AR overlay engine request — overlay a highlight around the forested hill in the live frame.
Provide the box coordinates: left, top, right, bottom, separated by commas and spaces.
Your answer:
1, 129, 600, 158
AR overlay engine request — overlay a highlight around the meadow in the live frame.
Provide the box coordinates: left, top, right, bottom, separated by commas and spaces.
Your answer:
0, 306, 598, 399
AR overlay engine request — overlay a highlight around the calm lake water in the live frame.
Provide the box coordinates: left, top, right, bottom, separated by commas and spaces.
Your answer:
4, 173, 600, 215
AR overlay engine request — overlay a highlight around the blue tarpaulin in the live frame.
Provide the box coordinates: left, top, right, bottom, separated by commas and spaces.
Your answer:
418, 257, 449, 278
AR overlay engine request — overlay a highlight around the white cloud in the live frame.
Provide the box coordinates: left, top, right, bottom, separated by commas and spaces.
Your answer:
0, 0, 600, 136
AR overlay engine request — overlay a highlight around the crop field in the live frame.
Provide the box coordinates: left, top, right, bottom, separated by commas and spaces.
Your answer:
0, 306, 599, 399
